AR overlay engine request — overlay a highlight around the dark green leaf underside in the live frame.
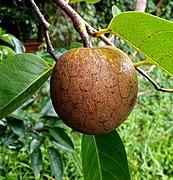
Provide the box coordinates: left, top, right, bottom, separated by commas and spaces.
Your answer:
47, 147, 63, 180
6, 116, 25, 138
0, 53, 53, 119
108, 12, 173, 76
82, 130, 130, 180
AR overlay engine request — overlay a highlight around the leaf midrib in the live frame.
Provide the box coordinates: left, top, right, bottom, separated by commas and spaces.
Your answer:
93, 136, 102, 180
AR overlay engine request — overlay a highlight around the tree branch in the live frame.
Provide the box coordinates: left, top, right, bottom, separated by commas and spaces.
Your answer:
53, 0, 91, 47
29, 0, 58, 62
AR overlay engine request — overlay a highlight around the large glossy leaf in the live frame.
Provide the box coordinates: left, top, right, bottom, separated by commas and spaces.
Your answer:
107, 12, 173, 76
47, 147, 63, 180
50, 127, 74, 153
31, 148, 42, 177
82, 130, 130, 180
0, 53, 53, 119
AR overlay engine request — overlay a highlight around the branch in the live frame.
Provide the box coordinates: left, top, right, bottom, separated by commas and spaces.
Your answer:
53, 0, 91, 47
135, 0, 147, 12
29, 0, 58, 62
30, 0, 172, 93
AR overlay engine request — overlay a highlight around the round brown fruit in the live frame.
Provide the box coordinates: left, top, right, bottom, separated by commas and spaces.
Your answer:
50, 46, 138, 135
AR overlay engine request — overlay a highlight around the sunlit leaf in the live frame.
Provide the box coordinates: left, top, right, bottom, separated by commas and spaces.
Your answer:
108, 12, 173, 76
47, 147, 63, 180
82, 130, 130, 180
0, 53, 53, 119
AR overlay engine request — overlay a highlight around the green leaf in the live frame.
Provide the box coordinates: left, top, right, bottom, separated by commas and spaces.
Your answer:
30, 139, 44, 154
0, 53, 53, 119
45, 117, 66, 129
0, 46, 16, 61
112, 5, 121, 17
0, 34, 24, 53
50, 127, 74, 153
6, 116, 25, 138
70, 0, 100, 4
39, 97, 55, 116
31, 148, 42, 177
108, 12, 173, 76
82, 130, 130, 180
47, 147, 63, 180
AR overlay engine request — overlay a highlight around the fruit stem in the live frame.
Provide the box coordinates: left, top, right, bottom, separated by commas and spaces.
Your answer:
53, 0, 92, 48
133, 60, 151, 67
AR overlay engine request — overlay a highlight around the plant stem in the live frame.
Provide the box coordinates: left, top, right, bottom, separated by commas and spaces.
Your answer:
136, 67, 173, 92
30, 0, 172, 93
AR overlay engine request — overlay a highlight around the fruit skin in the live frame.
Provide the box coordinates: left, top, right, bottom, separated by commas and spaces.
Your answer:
50, 46, 138, 135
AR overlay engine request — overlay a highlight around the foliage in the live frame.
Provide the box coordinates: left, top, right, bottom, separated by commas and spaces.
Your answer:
0, 0, 52, 42
146, 0, 173, 21
70, 0, 100, 3
0, 65, 173, 179
0, 0, 173, 180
